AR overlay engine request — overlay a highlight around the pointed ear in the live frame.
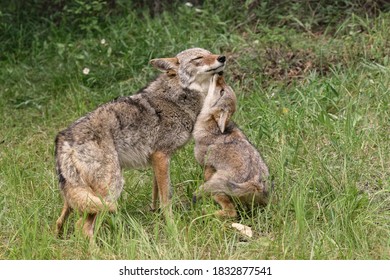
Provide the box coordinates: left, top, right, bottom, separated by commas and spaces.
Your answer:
217, 110, 230, 133
150, 57, 179, 72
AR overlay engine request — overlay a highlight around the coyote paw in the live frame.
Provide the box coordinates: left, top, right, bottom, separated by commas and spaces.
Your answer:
192, 194, 199, 204
215, 209, 237, 218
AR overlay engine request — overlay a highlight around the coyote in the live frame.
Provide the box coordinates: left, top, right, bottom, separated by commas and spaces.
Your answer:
55, 48, 226, 238
193, 74, 269, 218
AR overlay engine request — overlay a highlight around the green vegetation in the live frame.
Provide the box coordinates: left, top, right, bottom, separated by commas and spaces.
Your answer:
0, 0, 389, 259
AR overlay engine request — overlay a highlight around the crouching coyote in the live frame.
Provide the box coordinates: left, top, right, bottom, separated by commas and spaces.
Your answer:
193, 74, 269, 218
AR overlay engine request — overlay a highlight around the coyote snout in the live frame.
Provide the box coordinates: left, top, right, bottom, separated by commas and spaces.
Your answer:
193, 74, 270, 218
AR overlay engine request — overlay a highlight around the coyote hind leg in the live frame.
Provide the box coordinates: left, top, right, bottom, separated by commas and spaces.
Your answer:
213, 194, 237, 218
76, 213, 98, 240
56, 200, 72, 236
195, 172, 238, 218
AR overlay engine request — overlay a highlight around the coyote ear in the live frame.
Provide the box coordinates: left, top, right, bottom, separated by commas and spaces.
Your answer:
217, 110, 230, 133
150, 57, 179, 72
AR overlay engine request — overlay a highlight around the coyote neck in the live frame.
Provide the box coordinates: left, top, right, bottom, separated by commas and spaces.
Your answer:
194, 115, 224, 141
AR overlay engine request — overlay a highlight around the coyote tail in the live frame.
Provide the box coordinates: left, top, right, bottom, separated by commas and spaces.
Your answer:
64, 186, 117, 213
226, 180, 266, 197
193, 174, 268, 202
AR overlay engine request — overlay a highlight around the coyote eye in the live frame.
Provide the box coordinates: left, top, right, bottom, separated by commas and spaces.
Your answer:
191, 56, 203, 62
220, 89, 225, 96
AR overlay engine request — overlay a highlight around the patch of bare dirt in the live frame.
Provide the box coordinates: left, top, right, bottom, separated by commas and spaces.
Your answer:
226, 45, 338, 86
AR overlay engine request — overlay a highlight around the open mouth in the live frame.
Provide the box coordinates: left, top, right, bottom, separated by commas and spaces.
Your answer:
206, 64, 225, 73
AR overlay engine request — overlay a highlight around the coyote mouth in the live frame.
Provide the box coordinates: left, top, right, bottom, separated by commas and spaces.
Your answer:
206, 65, 225, 73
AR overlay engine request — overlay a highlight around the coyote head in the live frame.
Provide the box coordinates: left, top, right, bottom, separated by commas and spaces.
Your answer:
150, 48, 226, 92
202, 74, 237, 133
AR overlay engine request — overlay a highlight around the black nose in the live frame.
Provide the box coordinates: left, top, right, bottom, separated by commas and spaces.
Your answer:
217, 55, 226, 63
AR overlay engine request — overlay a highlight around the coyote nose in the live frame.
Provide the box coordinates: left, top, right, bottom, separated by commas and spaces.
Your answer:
217, 56, 226, 63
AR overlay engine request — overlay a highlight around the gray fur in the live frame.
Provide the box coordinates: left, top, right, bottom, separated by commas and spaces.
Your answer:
193, 74, 269, 217
55, 48, 226, 238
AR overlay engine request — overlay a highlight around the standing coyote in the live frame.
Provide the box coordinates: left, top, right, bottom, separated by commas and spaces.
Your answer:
55, 48, 226, 238
193, 74, 269, 218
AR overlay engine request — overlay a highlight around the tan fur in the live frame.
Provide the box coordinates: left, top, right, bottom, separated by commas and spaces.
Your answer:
193, 74, 269, 218
55, 48, 226, 239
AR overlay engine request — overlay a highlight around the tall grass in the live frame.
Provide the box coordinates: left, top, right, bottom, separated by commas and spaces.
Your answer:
0, 1, 389, 259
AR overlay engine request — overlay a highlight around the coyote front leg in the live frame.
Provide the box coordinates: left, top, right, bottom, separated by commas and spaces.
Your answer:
151, 176, 159, 211
151, 151, 172, 211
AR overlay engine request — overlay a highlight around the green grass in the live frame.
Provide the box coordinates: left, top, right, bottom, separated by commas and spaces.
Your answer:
0, 1, 389, 259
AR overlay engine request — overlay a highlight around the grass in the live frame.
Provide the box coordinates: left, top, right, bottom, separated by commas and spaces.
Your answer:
0, 1, 389, 259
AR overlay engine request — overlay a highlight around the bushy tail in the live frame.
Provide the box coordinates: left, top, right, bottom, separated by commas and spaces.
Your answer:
229, 181, 269, 206
227, 180, 266, 196
64, 186, 117, 214
193, 174, 269, 206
